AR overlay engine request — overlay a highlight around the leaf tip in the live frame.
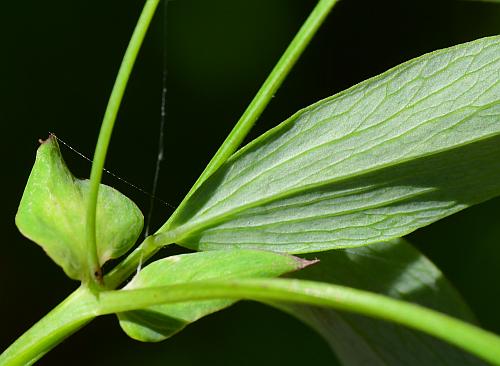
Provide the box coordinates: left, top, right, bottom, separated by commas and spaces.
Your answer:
294, 256, 320, 270
38, 133, 56, 145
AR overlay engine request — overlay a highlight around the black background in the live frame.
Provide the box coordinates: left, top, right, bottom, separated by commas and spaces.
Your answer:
1, 0, 499, 365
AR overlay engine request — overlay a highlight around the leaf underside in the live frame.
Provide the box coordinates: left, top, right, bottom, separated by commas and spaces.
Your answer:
118, 249, 312, 342
276, 239, 487, 365
165, 36, 500, 254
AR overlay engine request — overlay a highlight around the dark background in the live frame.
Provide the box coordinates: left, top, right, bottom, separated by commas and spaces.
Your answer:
1, 0, 499, 365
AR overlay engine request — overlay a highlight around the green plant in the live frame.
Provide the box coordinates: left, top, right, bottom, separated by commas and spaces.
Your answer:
2, 0, 500, 365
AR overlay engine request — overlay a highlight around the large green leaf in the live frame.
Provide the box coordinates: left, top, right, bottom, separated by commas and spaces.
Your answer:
15, 135, 144, 280
275, 240, 486, 365
118, 249, 312, 342
162, 36, 500, 253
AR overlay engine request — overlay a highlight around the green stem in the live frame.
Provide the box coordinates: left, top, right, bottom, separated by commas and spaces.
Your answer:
105, 0, 340, 289
85, 0, 161, 285
8, 278, 499, 366
96, 278, 500, 366
107, 0, 338, 287
105, 228, 182, 288
2, 1, 340, 363
105, 235, 158, 289
157, 0, 338, 234
0, 287, 95, 366
5, 279, 500, 365
108, 0, 338, 289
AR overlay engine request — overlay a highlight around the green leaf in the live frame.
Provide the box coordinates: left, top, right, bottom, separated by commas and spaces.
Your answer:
274, 239, 487, 365
162, 36, 500, 253
15, 135, 144, 281
117, 249, 312, 342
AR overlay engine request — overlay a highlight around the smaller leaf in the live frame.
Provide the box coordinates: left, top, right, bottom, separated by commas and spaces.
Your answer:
15, 135, 144, 281
118, 249, 313, 342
